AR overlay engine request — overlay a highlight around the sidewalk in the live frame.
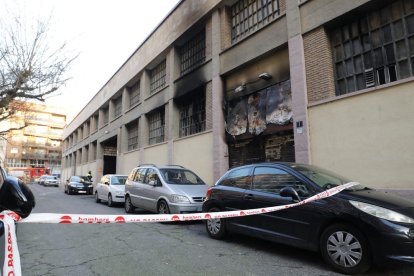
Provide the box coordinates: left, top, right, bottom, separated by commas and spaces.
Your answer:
378, 188, 414, 201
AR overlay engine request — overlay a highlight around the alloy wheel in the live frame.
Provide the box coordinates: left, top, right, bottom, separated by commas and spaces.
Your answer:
326, 231, 362, 268
207, 218, 221, 235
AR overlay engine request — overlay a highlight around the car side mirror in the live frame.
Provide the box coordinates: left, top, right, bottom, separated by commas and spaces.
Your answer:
280, 186, 301, 202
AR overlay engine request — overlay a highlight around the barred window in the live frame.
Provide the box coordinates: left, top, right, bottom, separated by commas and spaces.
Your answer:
150, 60, 166, 94
128, 81, 140, 107
180, 29, 206, 75
127, 120, 139, 151
332, 0, 414, 95
179, 89, 206, 137
148, 108, 165, 145
114, 97, 122, 118
231, 0, 280, 43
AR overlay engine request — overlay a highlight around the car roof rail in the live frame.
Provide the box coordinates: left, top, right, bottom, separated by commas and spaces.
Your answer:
167, 164, 185, 168
138, 164, 157, 168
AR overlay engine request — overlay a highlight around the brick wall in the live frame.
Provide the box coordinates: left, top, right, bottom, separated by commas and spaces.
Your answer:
279, 0, 286, 14
206, 81, 213, 130
220, 7, 232, 51
303, 27, 336, 102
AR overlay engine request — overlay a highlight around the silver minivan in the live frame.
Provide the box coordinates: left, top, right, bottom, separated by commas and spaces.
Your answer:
124, 165, 209, 214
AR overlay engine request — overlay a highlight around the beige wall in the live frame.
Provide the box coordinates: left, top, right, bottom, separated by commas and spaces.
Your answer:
119, 150, 141, 175
143, 143, 168, 166
309, 80, 414, 188
173, 132, 214, 186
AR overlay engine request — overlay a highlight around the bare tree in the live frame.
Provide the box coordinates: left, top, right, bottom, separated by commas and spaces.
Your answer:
0, 12, 77, 136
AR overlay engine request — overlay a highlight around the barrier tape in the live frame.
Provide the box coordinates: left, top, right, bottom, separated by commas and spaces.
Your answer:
0, 181, 359, 275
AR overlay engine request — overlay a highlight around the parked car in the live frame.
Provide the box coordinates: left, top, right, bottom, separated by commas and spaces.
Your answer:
202, 162, 414, 275
39, 175, 59, 187
125, 164, 209, 214
95, 174, 127, 207
64, 176, 93, 195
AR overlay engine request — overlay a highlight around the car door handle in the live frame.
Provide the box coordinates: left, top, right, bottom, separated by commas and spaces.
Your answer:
244, 194, 254, 200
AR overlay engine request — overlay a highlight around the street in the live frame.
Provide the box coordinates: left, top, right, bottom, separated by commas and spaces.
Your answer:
16, 184, 414, 276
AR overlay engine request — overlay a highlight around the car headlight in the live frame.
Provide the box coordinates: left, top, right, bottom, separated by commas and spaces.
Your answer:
88, 185, 93, 188
350, 200, 414, 224
170, 194, 190, 203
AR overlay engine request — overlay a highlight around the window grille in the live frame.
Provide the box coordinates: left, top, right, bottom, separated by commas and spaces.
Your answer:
180, 29, 206, 75
331, 0, 414, 95
127, 120, 139, 151
148, 108, 165, 145
114, 97, 122, 118
150, 60, 166, 94
129, 81, 140, 107
231, 0, 280, 43
179, 89, 206, 137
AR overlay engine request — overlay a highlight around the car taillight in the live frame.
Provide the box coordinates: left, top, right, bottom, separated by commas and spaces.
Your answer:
205, 188, 213, 200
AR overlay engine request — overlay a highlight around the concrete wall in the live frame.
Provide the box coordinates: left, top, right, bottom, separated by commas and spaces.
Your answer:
173, 131, 214, 186
309, 79, 414, 188
143, 143, 168, 166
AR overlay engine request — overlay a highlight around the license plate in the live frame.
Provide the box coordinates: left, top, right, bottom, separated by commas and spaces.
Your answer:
78, 191, 87, 194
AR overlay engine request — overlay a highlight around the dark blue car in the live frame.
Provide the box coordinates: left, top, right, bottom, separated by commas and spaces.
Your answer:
203, 163, 414, 274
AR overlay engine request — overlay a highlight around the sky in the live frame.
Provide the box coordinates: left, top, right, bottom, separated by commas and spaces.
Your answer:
1, 0, 181, 121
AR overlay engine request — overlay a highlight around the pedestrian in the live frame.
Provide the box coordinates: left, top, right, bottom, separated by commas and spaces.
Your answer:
87, 171, 92, 181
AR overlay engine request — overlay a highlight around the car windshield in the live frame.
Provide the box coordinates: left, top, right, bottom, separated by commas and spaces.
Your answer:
46, 176, 56, 180
289, 164, 366, 191
73, 176, 91, 182
111, 176, 127, 185
160, 169, 205, 185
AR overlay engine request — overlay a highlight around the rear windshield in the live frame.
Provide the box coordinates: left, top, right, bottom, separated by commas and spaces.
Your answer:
160, 169, 205, 185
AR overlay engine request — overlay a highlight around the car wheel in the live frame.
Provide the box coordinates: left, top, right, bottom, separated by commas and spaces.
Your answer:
205, 207, 227, 240
64, 186, 67, 194
108, 194, 114, 207
320, 224, 371, 275
157, 200, 170, 214
95, 192, 101, 203
68, 188, 72, 195
125, 196, 135, 213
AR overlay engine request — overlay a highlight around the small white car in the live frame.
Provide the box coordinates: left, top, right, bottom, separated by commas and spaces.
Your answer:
95, 174, 127, 207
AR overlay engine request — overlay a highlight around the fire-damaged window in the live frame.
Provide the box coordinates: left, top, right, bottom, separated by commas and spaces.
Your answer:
180, 29, 206, 75
231, 0, 280, 44
150, 60, 166, 94
127, 120, 139, 151
148, 108, 165, 145
225, 81, 294, 168
178, 89, 206, 137
331, 0, 414, 95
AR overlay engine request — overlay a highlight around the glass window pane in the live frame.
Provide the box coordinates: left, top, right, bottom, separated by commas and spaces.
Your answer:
342, 26, 350, 41
362, 34, 371, 51
336, 62, 345, 78
396, 39, 408, 59
393, 20, 405, 39
385, 44, 396, 63
360, 18, 369, 34
388, 65, 397, 82
382, 25, 392, 43
354, 55, 363, 74
353, 38, 362, 55
371, 29, 382, 48
346, 77, 355, 93
373, 48, 384, 67
404, 0, 414, 15
391, 1, 403, 21
369, 12, 381, 29
344, 41, 352, 58
332, 30, 342, 46
364, 52, 373, 68
399, 60, 410, 78
380, 7, 390, 25
351, 22, 359, 37
334, 45, 344, 61
337, 79, 346, 95
356, 74, 366, 90
407, 14, 414, 34
409, 36, 414, 55
345, 59, 354, 75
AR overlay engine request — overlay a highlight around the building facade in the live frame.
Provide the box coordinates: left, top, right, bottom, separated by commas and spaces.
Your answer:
4, 102, 66, 182
63, 0, 414, 188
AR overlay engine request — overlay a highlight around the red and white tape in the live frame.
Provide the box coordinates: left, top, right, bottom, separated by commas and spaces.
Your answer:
0, 181, 358, 275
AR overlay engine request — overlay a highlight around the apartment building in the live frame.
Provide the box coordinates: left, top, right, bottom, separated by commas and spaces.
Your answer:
4, 102, 66, 182
63, 0, 414, 188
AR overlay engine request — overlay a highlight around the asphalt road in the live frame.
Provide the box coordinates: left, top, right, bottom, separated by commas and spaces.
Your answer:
15, 184, 414, 276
